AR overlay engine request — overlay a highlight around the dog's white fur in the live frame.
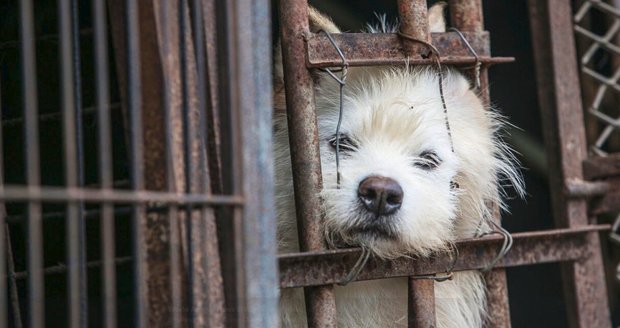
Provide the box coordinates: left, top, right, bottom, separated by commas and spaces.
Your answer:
274, 6, 523, 328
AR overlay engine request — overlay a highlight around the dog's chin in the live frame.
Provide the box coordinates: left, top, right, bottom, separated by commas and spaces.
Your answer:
326, 211, 407, 258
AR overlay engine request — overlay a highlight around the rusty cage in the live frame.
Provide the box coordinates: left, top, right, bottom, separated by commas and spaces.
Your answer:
0, 0, 617, 327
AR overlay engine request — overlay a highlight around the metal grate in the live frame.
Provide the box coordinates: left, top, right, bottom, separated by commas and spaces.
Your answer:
574, 0, 620, 156
1, 0, 276, 327
0, 0, 615, 327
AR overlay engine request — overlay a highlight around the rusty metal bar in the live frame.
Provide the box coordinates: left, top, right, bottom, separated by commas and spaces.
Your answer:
19, 0, 45, 326
279, 0, 337, 326
583, 153, 620, 179
590, 188, 620, 215
397, 0, 429, 54
279, 225, 609, 288
529, 0, 611, 326
11, 256, 133, 280
157, 1, 182, 327
124, 0, 149, 326
200, 0, 224, 195
5, 225, 23, 328
305, 32, 512, 68
92, 0, 116, 325
235, 0, 279, 326
447, 2, 512, 326
59, 0, 85, 325
0, 185, 243, 204
565, 179, 610, 198
408, 278, 435, 328
448, 0, 484, 32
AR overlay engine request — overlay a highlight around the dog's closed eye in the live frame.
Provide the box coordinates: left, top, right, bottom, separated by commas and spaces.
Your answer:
329, 134, 357, 153
413, 150, 442, 170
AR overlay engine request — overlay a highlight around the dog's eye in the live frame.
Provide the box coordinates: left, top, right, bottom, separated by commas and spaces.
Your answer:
329, 134, 356, 152
414, 150, 442, 170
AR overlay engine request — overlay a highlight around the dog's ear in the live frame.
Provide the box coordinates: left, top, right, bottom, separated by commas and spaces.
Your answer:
428, 2, 447, 33
308, 7, 341, 33
273, 7, 341, 114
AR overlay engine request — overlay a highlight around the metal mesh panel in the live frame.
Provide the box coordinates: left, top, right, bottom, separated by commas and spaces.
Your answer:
574, 0, 620, 155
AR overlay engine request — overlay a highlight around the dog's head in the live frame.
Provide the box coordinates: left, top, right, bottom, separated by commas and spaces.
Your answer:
274, 5, 523, 259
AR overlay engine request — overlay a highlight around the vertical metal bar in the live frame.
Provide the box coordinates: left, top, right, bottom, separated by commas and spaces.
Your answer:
278, 0, 336, 326
5, 225, 23, 328
0, 76, 6, 328
448, 1, 512, 326
483, 269, 511, 327
93, 0, 116, 325
407, 278, 435, 328
448, 0, 484, 32
528, 0, 611, 327
190, 0, 227, 325
59, 0, 83, 326
70, 0, 89, 322
178, 1, 200, 326
397, 0, 429, 53
240, 0, 278, 326
158, 1, 182, 327
125, 0, 148, 326
201, 0, 223, 195
19, 0, 44, 327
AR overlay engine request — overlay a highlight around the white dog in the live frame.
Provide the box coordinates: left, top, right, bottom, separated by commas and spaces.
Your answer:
274, 5, 523, 327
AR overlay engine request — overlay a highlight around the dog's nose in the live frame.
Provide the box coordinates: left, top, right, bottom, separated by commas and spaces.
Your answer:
358, 176, 403, 215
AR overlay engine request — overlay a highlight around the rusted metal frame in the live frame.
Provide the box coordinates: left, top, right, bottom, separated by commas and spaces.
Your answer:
448, 1, 511, 326
279, 225, 609, 288
305, 32, 512, 68
408, 279, 435, 328
19, 0, 45, 326
190, 0, 228, 321
200, 0, 224, 195
565, 179, 611, 198
448, 0, 484, 32
279, 0, 338, 326
59, 0, 86, 326
177, 0, 226, 325
397, 0, 429, 53
207, 0, 279, 326
93, 0, 116, 325
528, 1, 611, 327
211, 0, 246, 326
396, 2, 436, 327
0, 185, 243, 204
156, 1, 184, 327
5, 225, 23, 328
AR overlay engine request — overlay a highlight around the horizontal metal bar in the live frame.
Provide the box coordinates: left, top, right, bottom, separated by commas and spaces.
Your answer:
2, 103, 121, 128
0, 28, 94, 51
279, 225, 609, 288
565, 178, 611, 197
11, 256, 132, 280
305, 32, 514, 68
0, 186, 244, 205
583, 153, 620, 180
4, 204, 174, 223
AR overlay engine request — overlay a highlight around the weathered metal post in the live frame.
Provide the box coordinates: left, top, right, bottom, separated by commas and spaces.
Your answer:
278, 0, 338, 326
529, 0, 611, 327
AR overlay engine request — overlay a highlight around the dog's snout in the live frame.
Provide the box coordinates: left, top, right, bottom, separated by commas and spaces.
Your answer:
358, 176, 403, 215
